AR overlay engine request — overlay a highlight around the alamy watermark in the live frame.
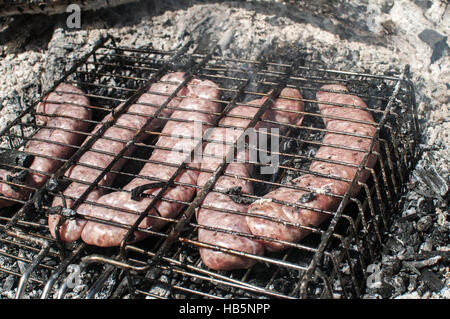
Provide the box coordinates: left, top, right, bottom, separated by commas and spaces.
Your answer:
64, 264, 88, 295
65, 264, 82, 289
66, 4, 81, 29
366, 263, 383, 289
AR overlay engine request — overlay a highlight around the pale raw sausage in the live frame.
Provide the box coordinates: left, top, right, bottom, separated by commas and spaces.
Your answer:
0, 84, 91, 207
246, 84, 379, 251
196, 88, 304, 270
49, 72, 188, 242
77, 77, 221, 247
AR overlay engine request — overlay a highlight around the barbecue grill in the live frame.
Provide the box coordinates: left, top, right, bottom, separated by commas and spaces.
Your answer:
0, 35, 418, 299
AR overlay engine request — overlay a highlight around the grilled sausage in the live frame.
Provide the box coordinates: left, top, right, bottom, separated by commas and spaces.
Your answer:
196, 88, 304, 270
75, 77, 221, 247
246, 84, 379, 251
48, 72, 188, 242
0, 84, 91, 207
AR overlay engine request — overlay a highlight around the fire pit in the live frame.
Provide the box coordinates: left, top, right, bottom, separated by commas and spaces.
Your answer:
0, 33, 418, 298
0, 0, 448, 300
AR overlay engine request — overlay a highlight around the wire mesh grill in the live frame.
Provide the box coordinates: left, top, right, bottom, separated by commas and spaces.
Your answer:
0, 35, 418, 299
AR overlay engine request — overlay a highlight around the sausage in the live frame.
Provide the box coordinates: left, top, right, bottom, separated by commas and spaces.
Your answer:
246, 84, 379, 251
51, 79, 219, 247
0, 83, 91, 207
73, 77, 221, 247
196, 88, 304, 270
48, 72, 188, 242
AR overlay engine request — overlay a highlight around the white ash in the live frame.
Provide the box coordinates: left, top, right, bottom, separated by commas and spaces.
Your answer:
0, 0, 448, 299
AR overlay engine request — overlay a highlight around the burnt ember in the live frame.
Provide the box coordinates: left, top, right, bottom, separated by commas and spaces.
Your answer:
225, 186, 257, 205
0, 149, 33, 174
297, 192, 316, 204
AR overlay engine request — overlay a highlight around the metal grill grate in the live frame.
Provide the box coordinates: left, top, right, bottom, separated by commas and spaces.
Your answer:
0, 35, 418, 299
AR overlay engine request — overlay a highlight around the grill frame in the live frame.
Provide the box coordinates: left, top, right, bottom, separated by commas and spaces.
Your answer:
0, 35, 418, 299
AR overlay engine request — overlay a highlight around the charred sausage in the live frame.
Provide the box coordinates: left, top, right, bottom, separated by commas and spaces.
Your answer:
246, 84, 379, 251
48, 72, 188, 242
196, 88, 304, 270
0, 84, 91, 207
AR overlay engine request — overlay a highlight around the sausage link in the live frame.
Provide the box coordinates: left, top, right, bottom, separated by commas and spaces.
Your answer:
49, 72, 187, 242
246, 84, 379, 251
76, 77, 221, 247
196, 88, 304, 270
0, 84, 91, 207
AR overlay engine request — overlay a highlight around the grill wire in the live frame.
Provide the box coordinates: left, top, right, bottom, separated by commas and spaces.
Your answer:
0, 35, 418, 299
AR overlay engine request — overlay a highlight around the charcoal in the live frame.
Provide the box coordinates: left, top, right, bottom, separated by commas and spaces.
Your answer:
298, 192, 316, 203
416, 215, 433, 232
0, 149, 33, 172
417, 198, 435, 215
429, 225, 449, 247
413, 168, 449, 199
365, 281, 395, 299
269, 277, 295, 295
420, 269, 444, 292
384, 275, 407, 296
385, 237, 405, 254
381, 257, 402, 276
2, 275, 16, 291
419, 239, 433, 253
